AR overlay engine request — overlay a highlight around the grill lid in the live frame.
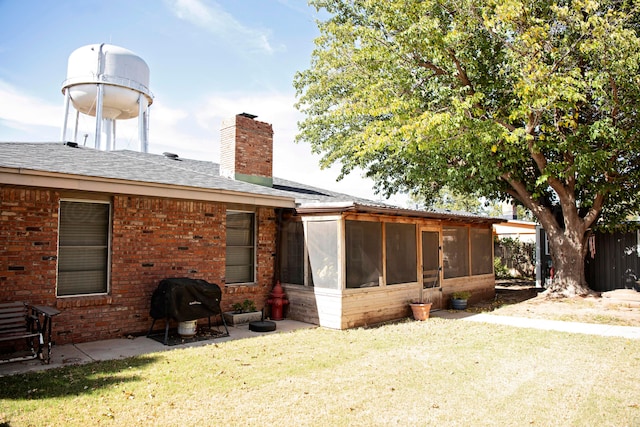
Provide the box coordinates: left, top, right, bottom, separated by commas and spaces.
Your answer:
150, 277, 223, 322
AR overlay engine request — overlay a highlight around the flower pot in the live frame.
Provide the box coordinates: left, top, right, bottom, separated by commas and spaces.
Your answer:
410, 302, 432, 321
178, 320, 197, 338
451, 298, 468, 310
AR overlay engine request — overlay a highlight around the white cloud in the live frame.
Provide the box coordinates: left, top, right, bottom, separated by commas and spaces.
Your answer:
0, 80, 406, 205
149, 99, 189, 128
165, 0, 281, 55
194, 90, 297, 132
167, 0, 214, 27
102, 86, 386, 201
190, 90, 391, 201
145, 98, 216, 160
0, 80, 60, 129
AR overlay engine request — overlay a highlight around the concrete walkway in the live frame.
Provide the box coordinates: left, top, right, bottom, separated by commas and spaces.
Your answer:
0, 319, 315, 377
432, 310, 640, 339
2, 312, 639, 377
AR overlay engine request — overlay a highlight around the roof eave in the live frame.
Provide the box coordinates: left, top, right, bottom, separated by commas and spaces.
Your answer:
0, 167, 296, 208
295, 201, 505, 224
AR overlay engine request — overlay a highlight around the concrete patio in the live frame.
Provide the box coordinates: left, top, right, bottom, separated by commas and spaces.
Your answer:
0, 319, 316, 377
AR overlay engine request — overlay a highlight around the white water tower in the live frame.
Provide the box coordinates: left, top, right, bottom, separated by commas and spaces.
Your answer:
60, 43, 153, 152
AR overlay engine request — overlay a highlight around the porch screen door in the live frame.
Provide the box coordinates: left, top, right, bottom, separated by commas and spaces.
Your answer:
421, 230, 442, 308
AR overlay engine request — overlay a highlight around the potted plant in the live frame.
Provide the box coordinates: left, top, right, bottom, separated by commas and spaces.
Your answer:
409, 297, 432, 321
223, 299, 262, 325
451, 291, 472, 310
233, 299, 257, 313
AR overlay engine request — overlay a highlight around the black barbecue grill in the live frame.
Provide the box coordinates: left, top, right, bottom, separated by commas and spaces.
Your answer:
148, 277, 229, 345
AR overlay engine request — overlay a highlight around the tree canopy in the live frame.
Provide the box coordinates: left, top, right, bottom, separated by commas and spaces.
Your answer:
414, 186, 486, 214
294, 0, 640, 296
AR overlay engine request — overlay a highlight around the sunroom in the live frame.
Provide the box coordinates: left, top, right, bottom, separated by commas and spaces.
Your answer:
277, 203, 502, 329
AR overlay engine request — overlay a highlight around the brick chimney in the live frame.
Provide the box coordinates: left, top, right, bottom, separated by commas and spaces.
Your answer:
220, 113, 273, 187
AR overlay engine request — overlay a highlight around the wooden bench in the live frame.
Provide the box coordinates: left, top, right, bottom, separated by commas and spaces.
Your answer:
0, 302, 60, 365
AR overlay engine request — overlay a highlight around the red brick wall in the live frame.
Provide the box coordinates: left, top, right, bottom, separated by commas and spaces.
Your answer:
0, 186, 277, 344
0, 187, 59, 305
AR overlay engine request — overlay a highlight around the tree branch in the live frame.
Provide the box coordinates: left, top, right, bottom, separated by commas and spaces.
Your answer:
448, 49, 474, 94
524, 111, 576, 208
582, 192, 606, 229
495, 120, 516, 132
526, 113, 548, 173
415, 59, 448, 77
610, 74, 619, 125
549, 33, 587, 75
502, 173, 559, 232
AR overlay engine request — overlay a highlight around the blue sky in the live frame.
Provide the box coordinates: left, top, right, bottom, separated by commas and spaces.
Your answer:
0, 0, 407, 204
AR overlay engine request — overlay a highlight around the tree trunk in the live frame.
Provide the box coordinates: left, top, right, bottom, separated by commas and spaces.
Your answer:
503, 153, 604, 298
543, 231, 592, 297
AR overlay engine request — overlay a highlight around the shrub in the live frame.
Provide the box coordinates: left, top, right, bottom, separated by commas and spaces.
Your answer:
232, 299, 257, 313
494, 237, 535, 278
494, 258, 510, 279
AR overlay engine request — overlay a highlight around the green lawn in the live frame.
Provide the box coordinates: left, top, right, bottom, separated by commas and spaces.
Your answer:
1, 318, 639, 426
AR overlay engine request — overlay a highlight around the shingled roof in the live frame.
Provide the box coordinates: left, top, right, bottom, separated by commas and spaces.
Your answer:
0, 142, 501, 224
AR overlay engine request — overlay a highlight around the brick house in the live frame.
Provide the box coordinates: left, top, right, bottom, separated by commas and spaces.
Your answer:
0, 114, 500, 344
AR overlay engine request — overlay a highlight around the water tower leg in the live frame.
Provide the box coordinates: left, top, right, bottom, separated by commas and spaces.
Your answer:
60, 90, 71, 142
143, 109, 150, 153
95, 83, 104, 150
73, 110, 80, 143
138, 94, 149, 153
112, 120, 116, 151
103, 119, 116, 151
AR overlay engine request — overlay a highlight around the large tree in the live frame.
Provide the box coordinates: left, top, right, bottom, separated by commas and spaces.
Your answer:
417, 186, 488, 214
294, 0, 640, 297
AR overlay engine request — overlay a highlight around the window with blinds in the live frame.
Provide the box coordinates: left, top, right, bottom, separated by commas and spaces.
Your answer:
57, 200, 111, 296
225, 211, 255, 284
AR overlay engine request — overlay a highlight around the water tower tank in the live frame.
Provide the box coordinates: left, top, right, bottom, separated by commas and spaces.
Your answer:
60, 43, 154, 151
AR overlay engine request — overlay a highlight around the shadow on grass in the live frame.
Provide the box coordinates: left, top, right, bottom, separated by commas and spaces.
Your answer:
496, 278, 541, 301
453, 279, 543, 314
0, 354, 161, 401
495, 286, 543, 303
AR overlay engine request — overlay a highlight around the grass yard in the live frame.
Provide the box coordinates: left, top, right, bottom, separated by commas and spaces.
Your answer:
1, 318, 639, 426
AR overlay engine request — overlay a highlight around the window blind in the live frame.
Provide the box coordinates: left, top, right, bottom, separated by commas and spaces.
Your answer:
57, 201, 110, 296
225, 211, 255, 284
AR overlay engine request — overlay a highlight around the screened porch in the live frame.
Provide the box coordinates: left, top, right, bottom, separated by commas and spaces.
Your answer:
277, 205, 500, 329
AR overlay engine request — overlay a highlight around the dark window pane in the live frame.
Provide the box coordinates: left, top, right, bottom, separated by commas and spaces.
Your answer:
280, 221, 305, 285
386, 223, 417, 285
443, 226, 469, 279
346, 221, 382, 288
471, 228, 493, 275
